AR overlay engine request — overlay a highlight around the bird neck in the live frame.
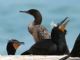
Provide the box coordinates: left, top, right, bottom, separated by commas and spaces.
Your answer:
7, 45, 16, 55
33, 14, 42, 25
8, 48, 16, 55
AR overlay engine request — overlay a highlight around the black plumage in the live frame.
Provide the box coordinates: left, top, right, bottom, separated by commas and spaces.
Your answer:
60, 34, 80, 60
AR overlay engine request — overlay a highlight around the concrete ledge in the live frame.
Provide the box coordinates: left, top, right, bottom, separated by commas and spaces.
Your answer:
0, 55, 80, 60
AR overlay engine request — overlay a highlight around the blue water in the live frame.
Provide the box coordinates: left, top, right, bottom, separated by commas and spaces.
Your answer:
0, 0, 80, 55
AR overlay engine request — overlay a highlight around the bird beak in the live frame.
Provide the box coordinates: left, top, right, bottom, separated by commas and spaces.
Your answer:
13, 42, 24, 49
59, 20, 70, 32
19, 42, 24, 45
19, 11, 29, 13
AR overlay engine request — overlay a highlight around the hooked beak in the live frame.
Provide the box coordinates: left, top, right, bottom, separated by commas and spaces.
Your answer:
59, 20, 70, 32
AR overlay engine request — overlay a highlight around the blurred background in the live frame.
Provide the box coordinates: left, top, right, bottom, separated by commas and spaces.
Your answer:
0, 0, 80, 55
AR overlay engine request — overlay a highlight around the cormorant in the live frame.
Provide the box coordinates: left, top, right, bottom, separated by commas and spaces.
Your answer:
60, 33, 80, 60
7, 39, 24, 55
51, 17, 70, 55
20, 9, 50, 42
21, 17, 70, 55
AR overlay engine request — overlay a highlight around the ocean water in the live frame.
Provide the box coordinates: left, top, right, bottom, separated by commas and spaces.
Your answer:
0, 0, 80, 55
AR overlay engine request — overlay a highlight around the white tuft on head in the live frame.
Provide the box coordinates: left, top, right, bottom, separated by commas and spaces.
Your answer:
50, 21, 57, 28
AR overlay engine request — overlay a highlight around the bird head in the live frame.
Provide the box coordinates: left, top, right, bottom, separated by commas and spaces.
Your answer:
7, 39, 24, 55
20, 9, 40, 16
57, 17, 70, 32
20, 9, 42, 25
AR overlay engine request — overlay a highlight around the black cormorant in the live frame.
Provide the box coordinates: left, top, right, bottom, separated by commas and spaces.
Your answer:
20, 9, 50, 42
7, 39, 24, 55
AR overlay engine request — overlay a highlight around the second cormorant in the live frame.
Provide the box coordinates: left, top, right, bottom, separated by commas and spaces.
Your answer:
20, 9, 50, 42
